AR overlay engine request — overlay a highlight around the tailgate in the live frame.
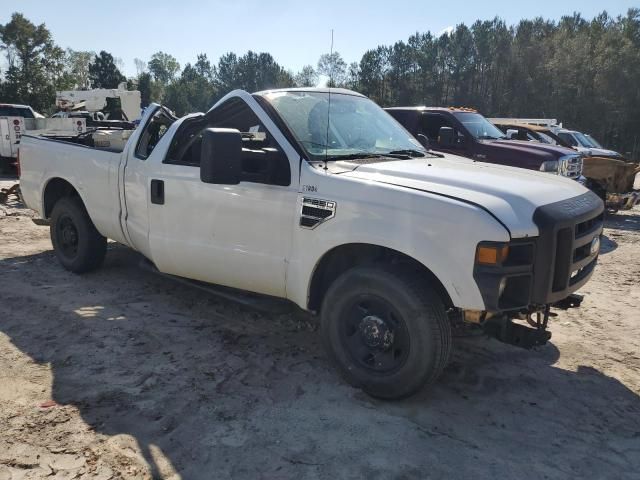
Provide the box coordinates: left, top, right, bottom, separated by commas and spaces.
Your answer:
0, 116, 25, 157
7, 116, 25, 156
0, 118, 10, 157
0, 117, 22, 158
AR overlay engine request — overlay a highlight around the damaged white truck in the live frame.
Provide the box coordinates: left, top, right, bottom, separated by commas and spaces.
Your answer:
19, 88, 604, 399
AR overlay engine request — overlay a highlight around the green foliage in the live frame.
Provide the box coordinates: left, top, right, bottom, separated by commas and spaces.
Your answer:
89, 51, 126, 88
355, 10, 640, 159
66, 49, 95, 89
317, 52, 347, 87
214, 51, 294, 93
164, 54, 217, 115
0, 13, 60, 112
294, 65, 318, 87
136, 72, 153, 107
148, 51, 180, 85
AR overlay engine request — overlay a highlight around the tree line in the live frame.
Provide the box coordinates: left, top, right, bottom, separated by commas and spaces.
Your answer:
1, 10, 639, 159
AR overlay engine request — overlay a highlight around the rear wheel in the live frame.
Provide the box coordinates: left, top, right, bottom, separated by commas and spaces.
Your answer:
321, 266, 452, 399
50, 197, 107, 273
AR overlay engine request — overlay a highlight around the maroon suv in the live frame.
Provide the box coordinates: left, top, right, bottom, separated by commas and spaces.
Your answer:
386, 107, 584, 182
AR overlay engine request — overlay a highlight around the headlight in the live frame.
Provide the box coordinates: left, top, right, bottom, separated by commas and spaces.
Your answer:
476, 244, 509, 265
473, 241, 535, 311
540, 160, 559, 173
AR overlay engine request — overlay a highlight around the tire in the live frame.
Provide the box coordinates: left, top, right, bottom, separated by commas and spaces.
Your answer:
50, 196, 107, 273
321, 266, 452, 400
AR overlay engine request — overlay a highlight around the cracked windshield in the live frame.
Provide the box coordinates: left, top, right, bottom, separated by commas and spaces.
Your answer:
265, 91, 426, 161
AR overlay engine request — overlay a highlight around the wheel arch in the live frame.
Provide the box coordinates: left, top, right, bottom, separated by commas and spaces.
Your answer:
307, 243, 454, 313
42, 177, 84, 219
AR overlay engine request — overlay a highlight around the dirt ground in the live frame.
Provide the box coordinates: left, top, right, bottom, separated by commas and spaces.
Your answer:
0, 177, 639, 480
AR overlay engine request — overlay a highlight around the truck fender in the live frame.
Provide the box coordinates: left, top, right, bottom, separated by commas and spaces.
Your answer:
41, 177, 87, 219
305, 243, 454, 313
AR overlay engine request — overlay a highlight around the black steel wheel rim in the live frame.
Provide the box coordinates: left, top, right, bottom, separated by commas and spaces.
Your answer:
56, 214, 79, 259
341, 294, 410, 374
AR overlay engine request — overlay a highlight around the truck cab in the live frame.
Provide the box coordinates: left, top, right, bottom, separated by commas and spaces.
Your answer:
386, 107, 584, 181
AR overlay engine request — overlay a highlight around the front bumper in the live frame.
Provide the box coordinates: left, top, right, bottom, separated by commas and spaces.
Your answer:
474, 190, 604, 311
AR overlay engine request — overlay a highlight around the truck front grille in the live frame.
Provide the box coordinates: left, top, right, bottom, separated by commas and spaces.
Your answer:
559, 155, 583, 179
531, 191, 604, 304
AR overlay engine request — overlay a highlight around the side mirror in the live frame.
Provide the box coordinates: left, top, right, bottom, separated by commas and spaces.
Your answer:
438, 126, 455, 147
506, 129, 518, 140
200, 128, 242, 185
416, 133, 430, 149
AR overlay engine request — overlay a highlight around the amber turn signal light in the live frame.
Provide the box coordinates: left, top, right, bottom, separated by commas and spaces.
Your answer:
476, 245, 509, 265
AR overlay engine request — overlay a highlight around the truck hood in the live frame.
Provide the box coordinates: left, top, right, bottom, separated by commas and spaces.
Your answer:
488, 139, 578, 159
338, 154, 588, 238
580, 147, 622, 158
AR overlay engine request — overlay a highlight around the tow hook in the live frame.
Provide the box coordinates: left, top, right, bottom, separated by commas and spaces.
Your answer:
483, 305, 552, 349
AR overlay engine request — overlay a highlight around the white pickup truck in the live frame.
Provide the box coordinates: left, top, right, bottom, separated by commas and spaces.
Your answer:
19, 88, 604, 399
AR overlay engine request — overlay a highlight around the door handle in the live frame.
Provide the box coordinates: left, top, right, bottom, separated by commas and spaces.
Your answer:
150, 179, 164, 205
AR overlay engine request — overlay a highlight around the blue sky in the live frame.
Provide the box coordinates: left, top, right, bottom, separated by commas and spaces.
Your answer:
1, 0, 637, 77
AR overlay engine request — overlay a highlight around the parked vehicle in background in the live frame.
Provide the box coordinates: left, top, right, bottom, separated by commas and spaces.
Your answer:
1, 117, 25, 174
1, 104, 41, 173
490, 118, 625, 159
55, 84, 141, 122
51, 109, 134, 132
386, 107, 584, 181
19, 88, 604, 399
491, 120, 639, 211
556, 129, 623, 159
0, 103, 42, 119
0, 102, 86, 174
490, 119, 566, 146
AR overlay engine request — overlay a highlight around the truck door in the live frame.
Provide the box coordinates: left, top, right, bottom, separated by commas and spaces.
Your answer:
121, 106, 176, 259
146, 96, 296, 298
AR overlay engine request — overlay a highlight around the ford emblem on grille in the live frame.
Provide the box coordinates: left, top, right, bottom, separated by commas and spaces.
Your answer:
590, 236, 600, 256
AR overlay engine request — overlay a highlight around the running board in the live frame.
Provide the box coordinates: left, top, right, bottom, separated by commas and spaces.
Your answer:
138, 257, 293, 314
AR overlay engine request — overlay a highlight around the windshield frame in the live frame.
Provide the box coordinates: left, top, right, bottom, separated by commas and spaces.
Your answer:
260, 90, 428, 163
583, 134, 603, 149
572, 131, 596, 148
452, 111, 506, 140
533, 130, 559, 145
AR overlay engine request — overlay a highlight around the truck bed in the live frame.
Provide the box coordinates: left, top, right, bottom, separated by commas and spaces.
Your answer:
19, 133, 129, 244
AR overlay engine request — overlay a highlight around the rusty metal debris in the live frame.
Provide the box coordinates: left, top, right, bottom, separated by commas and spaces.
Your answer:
0, 183, 21, 204
582, 157, 640, 211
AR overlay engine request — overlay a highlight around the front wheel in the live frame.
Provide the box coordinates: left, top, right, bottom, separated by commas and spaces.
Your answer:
321, 266, 452, 399
50, 197, 107, 273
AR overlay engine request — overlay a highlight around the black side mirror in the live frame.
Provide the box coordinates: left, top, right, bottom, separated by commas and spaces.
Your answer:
416, 133, 430, 149
200, 128, 242, 185
438, 126, 455, 147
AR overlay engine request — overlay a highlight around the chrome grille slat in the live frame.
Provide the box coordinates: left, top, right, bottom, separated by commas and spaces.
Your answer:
558, 154, 583, 179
